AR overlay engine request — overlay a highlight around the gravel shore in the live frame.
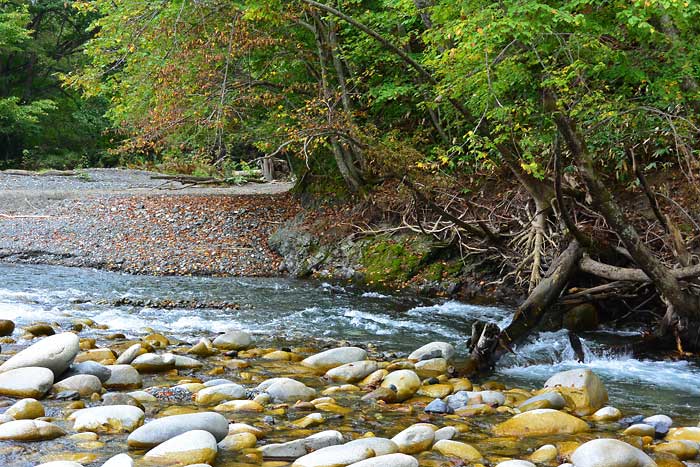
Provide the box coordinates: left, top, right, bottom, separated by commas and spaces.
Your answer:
0, 169, 299, 275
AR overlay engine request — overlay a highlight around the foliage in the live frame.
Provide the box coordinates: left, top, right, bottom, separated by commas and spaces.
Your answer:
0, 0, 112, 169
63, 0, 699, 191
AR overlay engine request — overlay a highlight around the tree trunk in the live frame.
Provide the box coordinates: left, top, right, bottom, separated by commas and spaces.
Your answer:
552, 104, 700, 350
466, 239, 582, 373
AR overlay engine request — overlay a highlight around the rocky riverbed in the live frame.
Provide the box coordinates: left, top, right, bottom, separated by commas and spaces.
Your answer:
0, 169, 298, 276
0, 319, 698, 467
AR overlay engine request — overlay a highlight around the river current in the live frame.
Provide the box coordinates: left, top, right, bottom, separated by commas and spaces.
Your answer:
1, 262, 698, 423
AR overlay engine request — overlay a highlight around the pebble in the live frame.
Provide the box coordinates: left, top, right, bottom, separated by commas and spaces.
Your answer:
261, 430, 344, 459
407, 342, 455, 361
380, 370, 420, 402
101, 453, 134, 467
346, 453, 418, 467
194, 383, 246, 405
103, 365, 142, 390
432, 439, 482, 461
53, 374, 102, 397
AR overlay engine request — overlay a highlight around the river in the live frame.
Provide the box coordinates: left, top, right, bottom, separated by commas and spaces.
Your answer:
1, 262, 699, 425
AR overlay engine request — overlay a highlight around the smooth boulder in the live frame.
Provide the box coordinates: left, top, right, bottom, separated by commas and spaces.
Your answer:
101, 453, 134, 467
302, 347, 368, 370
53, 374, 102, 397
212, 330, 252, 350
258, 378, 315, 402
346, 454, 418, 467
571, 439, 656, 467
261, 430, 344, 459
543, 368, 608, 415
391, 424, 435, 454
0, 366, 54, 398
0, 332, 79, 376
103, 365, 142, 390
493, 409, 589, 437
380, 370, 420, 402
408, 342, 455, 361
144, 429, 218, 466
292, 443, 374, 467
127, 411, 228, 448
194, 383, 246, 405
325, 361, 378, 383
6, 398, 44, 419
0, 419, 65, 441
69, 405, 144, 433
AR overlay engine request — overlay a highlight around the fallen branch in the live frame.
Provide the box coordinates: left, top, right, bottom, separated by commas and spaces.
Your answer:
579, 256, 700, 282
3, 169, 77, 176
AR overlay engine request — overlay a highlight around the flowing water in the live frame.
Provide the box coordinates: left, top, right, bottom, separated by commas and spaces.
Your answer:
1, 262, 699, 424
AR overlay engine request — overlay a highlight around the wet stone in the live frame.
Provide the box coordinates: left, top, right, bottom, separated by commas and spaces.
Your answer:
424, 398, 453, 414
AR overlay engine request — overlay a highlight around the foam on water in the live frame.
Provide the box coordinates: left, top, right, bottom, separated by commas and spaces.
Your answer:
407, 300, 513, 328
498, 330, 700, 396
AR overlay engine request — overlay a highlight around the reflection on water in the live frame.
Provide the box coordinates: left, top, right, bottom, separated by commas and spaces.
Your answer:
1, 262, 699, 421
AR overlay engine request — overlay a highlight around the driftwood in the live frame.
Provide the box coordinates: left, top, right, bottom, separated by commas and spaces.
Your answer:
465, 239, 583, 373
580, 256, 700, 282
150, 171, 264, 187
3, 169, 77, 176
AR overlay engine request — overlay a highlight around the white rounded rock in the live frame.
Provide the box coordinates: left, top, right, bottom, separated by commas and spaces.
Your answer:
261, 430, 344, 459
345, 437, 398, 456
53, 374, 102, 396
592, 406, 622, 422
346, 453, 419, 467
195, 383, 246, 405
0, 419, 65, 441
212, 330, 252, 350
496, 461, 536, 467
0, 367, 54, 398
103, 365, 142, 390
35, 462, 84, 467
0, 332, 79, 376
127, 411, 228, 448
258, 378, 315, 402
69, 405, 144, 433
391, 424, 435, 454
325, 361, 378, 383
571, 439, 656, 467
292, 443, 374, 467
144, 429, 218, 466
302, 347, 368, 370
101, 453, 134, 467
408, 342, 455, 361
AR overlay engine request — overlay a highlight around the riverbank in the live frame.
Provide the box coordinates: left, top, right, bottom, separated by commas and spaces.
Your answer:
0, 168, 510, 302
0, 169, 299, 276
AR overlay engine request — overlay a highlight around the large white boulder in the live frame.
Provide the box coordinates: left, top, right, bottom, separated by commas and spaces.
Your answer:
127, 411, 228, 448
302, 347, 368, 370
0, 332, 79, 377
144, 429, 218, 466
571, 439, 656, 467
69, 405, 144, 433
0, 367, 54, 398
408, 342, 455, 361
543, 368, 608, 415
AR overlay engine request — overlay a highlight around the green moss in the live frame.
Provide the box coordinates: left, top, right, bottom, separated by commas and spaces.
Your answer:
360, 237, 431, 285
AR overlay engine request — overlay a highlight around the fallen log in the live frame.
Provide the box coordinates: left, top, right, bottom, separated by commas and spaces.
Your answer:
465, 239, 583, 373
580, 256, 700, 282
3, 169, 77, 176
